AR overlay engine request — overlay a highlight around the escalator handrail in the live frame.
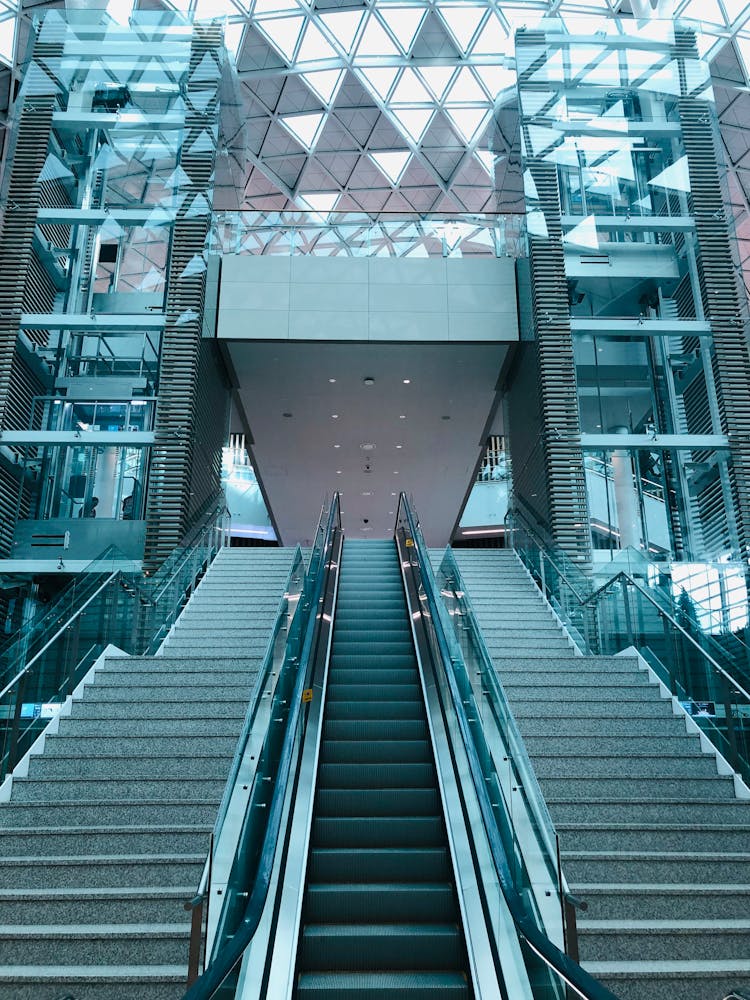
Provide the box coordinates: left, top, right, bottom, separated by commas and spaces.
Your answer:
399, 494, 620, 1000
182, 494, 341, 1000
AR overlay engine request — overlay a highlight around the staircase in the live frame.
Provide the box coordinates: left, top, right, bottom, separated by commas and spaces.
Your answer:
0, 546, 296, 1000
448, 548, 750, 1000
296, 538, 471, 999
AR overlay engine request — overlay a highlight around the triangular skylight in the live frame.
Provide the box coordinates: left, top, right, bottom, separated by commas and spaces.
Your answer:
280, 112, 324, 148
391, 68, 432, 105
446, 106, 488, 143
447, 67, 487, 103
475, 149, 495, 176
318, 10, 363, 55
258, 15, 304, 62
473, 64, 516, 99
356, 15, 400, 57
471, 11, 508, 56
299, 192, 339, 214
440, 7, 485, 53
378, 7, 425, 54
418, 65, 455, 101
297, 21, 337, 63
302, 69, 342, 105
370, 151, 411, 184
393, 108, 433, 144
361, 66, 400, 102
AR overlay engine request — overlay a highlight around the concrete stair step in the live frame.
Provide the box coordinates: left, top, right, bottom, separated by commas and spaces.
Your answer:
492, 657, 638, 673
0, 966, 186, 1000
78, 685, 252, 702
0, 826, 210, 857
558, 823, 750, 852
0, 856, 204, 890
0, 887, 192, 925
562, 851, 750, 884
547, 799, 750, 826
514, 702, 671, 720
0, 801, 219, 830
533, 754, 720, 779
517, 717, 687, 737
10, 777, 226, 803
44, 735, 239, 757
0, 922, 190, 966
523, 735, 701, 756
65, 703, 245, 722
27, 755, 232, 780
540, 775, 735, 801
102, 656, 262, 672
591, 964, 750, 1000
502, 684, 663, 702
572, 884, 750, 921
93, 671, 254, 687
578, 920, 750, 962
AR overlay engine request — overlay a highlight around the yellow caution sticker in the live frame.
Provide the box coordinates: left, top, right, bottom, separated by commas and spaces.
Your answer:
302, 688, 313, 703
405, 538, 414, 548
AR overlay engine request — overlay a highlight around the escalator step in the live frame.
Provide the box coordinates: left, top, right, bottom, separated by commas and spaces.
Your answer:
324, 702, 424, 721
327, 684, 422, 702
316, 763, 436, 789
321, 741, 432, 765
304, 883, 456, 923
297, 971, 469, 1000
323, 721, 428, 741
332, 643, 415, 657
327, 670, 417, 686
315, 787, 440, 818
308, 847, 452, 883
328, 656, 419, 670
299, 924, 464, 971
312, 816, 444, 848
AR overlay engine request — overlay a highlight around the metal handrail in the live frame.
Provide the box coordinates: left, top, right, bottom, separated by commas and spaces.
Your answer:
181, 493, 341, 1000
400, 493, 619, 1000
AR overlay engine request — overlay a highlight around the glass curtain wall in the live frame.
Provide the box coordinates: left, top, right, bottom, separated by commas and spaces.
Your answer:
517, 18, 740, 566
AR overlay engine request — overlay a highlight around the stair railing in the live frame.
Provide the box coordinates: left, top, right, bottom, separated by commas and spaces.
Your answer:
508, 505, 750, 785
0, 498, 230, 785
396, 493, 620, 1000
181, 493, 342, 999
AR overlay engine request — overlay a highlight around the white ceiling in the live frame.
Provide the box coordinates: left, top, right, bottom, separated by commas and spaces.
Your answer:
226, 339, 508, 545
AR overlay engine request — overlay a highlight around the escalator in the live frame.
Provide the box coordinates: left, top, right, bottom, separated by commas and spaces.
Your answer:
295, 538, 471, 997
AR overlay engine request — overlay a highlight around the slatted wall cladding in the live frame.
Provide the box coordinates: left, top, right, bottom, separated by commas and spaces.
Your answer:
143, 25, 222, 571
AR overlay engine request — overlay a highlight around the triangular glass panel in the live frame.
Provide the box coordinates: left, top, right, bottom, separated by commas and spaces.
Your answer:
639, 60, 682, 97
300, 192, 338, 215
440, 6, 484, 53
471, 11, 508, 56
391, 68, 431, 105
475, 149, 495, 176
180, 254, 207, 278
190, 52, 221, 84
378, 6, 425, 54
318, 10, 363, 54
22, 61, 59, 98
599, 147, 635, 182
361, 66, 399, 102
184, 193, 212, 218
418, 65, 455, 101
297, 21, 337, 62
186, 130, 216, 154
523, 168, 539, 201
474, 64, 515, 100
144, 206, 175, 230
253, 0, 297, 13
579, 50, 621, 87
38, 154, 74, 184
393, 108, 432, 143
280, 112, 324, 148
544, 138, 581, 168
164, 166, 192, 189
0, 15, 15, 63
446, 107, 487, 143
648, 155, 691, 193
446, 67, 487, 104
356, 15, 399, 57
527, 209, 549, 239
188, 90, 216, 113
224, 22, 245, 58
370, 151, 411, 184
137, 267, 164, 291
100, 215, 125, 241
258, 15, 304, 62
625, 47, 666, 84
176, 308, 200, 325
92, 144, 124, 172
302, 69, 342, 105
530, 48, 564, 84
521, 90, 556, 117
564, 215, 599, 251
527, 124, 558, 156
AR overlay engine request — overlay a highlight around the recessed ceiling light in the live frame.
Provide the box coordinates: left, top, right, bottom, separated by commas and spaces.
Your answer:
360, 442, 376, 451
334, 444, 341, 448
362, 491, 372, 496
399, 414, 406, 419
363, 376, 375, 386
328, 378, 336, 383
391, 492, 396, 496
403, 378, 411, 384
331, 414, 339, 419
388, 511, 394, 515
394, 470, 399, 475
336, 470, 342, 474
396, 444, 402, 449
